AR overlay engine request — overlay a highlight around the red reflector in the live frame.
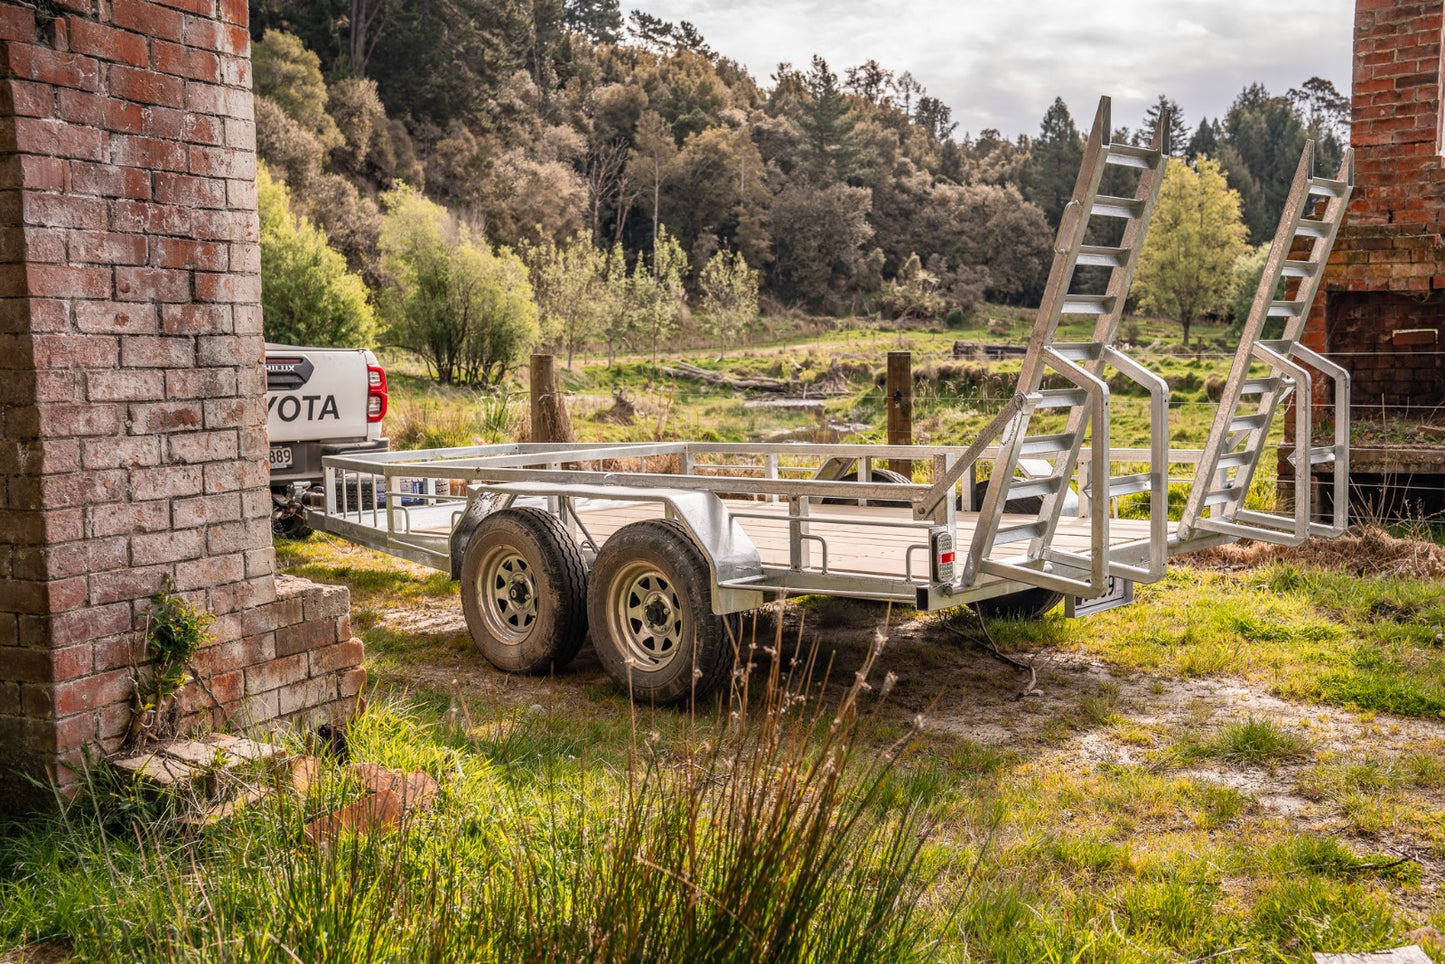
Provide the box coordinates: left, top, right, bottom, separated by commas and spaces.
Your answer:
939, 551, 955, 564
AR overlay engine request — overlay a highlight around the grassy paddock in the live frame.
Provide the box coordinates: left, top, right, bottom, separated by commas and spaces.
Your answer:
8, 528, 1444, 960
6, 313, 1441, 961
372, 307, 1259, 454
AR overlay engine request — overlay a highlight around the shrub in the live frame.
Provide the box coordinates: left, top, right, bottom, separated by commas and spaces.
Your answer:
258, 164, 377, 348
378, 185, 538, 385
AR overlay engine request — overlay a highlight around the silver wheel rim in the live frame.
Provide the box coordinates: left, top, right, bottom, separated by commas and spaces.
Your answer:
476, 546, 537, 645
607, 561, 684, 670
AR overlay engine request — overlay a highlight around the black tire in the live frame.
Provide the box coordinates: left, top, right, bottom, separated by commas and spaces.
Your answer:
819, 467, 912, 508
587, 519, 734, 706
972, 477, 1064, 620
460, 507, 588, 674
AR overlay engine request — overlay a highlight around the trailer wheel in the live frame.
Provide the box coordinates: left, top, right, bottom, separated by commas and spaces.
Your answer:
588, 520, 734, 706
972, 478, 1064, 620
461, 507, 588, 674
819, 467, 912, 507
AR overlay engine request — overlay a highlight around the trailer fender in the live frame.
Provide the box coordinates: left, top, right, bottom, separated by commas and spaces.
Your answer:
653, 490, 768, 615
449, 489, 515, 580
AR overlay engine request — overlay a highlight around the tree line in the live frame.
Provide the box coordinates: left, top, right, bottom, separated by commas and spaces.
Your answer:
249, 0, 1351, 383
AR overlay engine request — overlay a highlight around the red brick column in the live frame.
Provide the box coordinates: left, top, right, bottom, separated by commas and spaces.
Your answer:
1303, 0, 1445, 380
0, 0, 363, 813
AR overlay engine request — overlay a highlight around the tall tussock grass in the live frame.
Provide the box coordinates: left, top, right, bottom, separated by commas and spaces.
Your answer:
388, 387, 521, 450
0, 616, 945, 963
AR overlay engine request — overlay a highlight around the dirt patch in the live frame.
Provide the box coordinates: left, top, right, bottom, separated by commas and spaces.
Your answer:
375, 602, 468, 638
0, 940, 72, 964
1182, 527, 1445, 578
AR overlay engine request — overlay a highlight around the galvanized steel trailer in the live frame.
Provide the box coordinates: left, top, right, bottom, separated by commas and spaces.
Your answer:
308, 98, 1355, 704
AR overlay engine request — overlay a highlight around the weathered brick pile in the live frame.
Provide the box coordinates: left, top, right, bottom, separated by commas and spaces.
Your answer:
0, 0, 363, 814
1305, 0, 1445, 405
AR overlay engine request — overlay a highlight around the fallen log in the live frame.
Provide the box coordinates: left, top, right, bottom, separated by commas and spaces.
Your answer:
659, 361, 852, 396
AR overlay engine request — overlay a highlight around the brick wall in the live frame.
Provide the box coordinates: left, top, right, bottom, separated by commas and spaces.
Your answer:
0, 0, 362, 814
1304, 0, 1445, 405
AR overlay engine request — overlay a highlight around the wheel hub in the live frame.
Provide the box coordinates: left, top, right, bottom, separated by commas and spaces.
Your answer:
613, 568, 684, 668
642, 592, 672, 632
477, 549, 537, 644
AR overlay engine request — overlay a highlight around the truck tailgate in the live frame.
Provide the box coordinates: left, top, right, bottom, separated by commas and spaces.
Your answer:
265, 346, 370, 442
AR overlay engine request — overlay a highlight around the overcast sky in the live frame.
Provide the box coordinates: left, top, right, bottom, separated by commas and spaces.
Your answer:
638, 1, 1355, 139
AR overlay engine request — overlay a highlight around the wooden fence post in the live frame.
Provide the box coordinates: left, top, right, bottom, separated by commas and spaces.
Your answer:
529, 353, 574, 444
886, 351, 913, 478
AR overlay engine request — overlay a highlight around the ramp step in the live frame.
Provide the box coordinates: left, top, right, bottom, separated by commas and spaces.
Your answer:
1228, 412, 1271, 434
1077, 245, 1130, 268
1091, 195, 1146, 219
1294, 218, 1331, 239
1240, 377, 1282, 395
1309, 176, 1349, 199
1035, 388, 1090, 409
1204, 486, 1245, 507
1052, 342, 1105, 362
1281, 259, 1319, 279
993, 521, 1049, 545
1266, 300, 1305, 319
1061, 294, 1116, 316
1008, 476, 1065, 502
1105, 142, 1159, 169
1216, 450, 1256, 471
1019, 432, 1078, 457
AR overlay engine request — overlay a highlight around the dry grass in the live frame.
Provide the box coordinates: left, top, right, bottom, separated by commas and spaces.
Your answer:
1183, 526, 1445, 579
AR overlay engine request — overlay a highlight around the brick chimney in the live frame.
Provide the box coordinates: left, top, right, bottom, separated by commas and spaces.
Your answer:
0, 0, 364, 814
1304, 0, 1445, 409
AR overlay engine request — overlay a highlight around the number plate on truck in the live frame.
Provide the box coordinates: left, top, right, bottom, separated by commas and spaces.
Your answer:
268, 445, 295, 469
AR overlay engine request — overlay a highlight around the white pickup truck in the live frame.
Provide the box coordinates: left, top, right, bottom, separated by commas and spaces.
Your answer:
265, 343, 389, 538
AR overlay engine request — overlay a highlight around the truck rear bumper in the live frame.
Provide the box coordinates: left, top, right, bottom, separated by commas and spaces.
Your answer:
270, 437, 390, 490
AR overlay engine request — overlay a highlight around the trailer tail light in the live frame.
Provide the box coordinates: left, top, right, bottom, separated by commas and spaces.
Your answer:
367, 365, 388, 422
930, 526, 954, 584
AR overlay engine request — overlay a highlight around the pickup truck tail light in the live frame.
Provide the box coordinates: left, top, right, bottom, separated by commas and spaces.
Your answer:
367, 365, 388, 422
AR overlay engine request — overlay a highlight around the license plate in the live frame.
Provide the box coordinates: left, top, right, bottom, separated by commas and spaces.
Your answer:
268, 446, 294, 469
1066, 576, 1134, 618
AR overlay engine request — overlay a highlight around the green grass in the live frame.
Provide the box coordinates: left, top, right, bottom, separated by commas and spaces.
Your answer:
1052, 563, 1445, 721
0, 672, 943, 963
273, 533, 458, 610
1200, 716, 1311, 766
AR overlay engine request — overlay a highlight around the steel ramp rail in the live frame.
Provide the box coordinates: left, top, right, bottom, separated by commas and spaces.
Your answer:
1175, 144, 1353, 548
947, 95, 1171, 597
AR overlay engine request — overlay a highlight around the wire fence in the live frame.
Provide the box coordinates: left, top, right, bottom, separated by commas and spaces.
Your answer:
381, 345, 1445, 529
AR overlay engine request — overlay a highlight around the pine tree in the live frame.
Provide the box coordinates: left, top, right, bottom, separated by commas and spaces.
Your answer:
1186, 119, 1220, 162
797, 55, 864, 182
1140, 94, 1187, 155
1022, 97, 1083, 228
564, 0, 622, 43
1218, 84, 1309, 242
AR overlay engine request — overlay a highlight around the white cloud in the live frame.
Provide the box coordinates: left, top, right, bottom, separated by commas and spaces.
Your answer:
638, 0, 1353, 136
